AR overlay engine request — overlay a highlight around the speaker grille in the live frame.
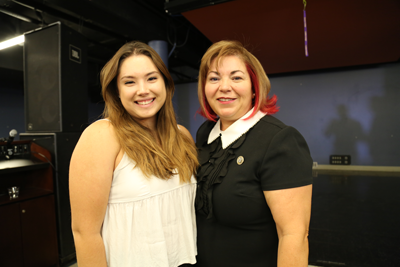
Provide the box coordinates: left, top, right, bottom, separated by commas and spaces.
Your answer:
25, 25, 61, 132
24, 22, 88, 133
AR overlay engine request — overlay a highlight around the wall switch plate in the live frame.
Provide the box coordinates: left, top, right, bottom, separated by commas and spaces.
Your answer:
330, 155, 351, 165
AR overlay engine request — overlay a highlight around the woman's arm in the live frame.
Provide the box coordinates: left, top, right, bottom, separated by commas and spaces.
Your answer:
69, 120, 121, 267
264, 184, 313, 267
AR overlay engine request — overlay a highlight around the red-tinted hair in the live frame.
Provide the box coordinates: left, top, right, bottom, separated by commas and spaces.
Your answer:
245, 65, 279, 120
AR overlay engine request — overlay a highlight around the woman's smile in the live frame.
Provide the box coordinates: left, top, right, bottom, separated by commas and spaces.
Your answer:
135, 98, 155, 106
217, 97, 236, 103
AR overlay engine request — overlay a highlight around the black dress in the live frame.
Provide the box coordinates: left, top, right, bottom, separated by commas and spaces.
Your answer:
195, 114, 313, 267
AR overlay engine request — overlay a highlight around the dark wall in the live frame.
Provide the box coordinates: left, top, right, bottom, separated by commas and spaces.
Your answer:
173, 82, 206, 137
272, 62, 400, 166
0, 86, 25, 139
174, 62, 400, 167
0, 82, 104, 140
2, 62, 399, 166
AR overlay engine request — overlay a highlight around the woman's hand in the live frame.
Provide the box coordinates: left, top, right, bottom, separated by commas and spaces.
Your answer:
69, 120, 121, 267
264, 184, 313, 267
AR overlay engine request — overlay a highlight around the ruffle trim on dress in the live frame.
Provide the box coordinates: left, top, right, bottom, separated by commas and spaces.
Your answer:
195, 133, 247, 220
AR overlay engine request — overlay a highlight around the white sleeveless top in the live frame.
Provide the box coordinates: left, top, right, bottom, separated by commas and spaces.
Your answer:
101, 152, 197, 266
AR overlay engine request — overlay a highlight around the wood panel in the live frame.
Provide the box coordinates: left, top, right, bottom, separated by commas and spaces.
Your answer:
0, 203, 24, 267
20, 195, 59, 267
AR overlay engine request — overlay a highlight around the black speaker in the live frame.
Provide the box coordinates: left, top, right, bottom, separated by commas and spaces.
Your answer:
19, 132, 81, 265
24, 22, 88, 133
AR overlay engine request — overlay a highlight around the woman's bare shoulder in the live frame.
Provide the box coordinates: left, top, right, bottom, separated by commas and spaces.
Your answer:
178, 124, 194, 143
83, 119, 115, 137
77, 119, 120, 152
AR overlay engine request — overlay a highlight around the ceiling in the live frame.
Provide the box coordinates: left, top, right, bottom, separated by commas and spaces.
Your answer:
1, 0, 399, 99
0, 0, 212, 98
183, 0, 400, 74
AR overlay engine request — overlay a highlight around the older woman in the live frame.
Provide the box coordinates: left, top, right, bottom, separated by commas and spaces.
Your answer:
195, 40, 313, 267
69, 41, 198, 267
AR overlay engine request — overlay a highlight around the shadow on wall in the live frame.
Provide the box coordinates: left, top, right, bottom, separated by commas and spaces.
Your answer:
322, 64, 400, 166
272, 62, 400, 166
324, 104, 366, 164
368, 65, 400, 166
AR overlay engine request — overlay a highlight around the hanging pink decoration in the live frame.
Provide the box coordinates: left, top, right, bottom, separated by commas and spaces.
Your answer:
303, 0, 309, 57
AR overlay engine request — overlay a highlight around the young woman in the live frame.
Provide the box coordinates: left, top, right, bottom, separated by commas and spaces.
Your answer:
69, 41, 198, 267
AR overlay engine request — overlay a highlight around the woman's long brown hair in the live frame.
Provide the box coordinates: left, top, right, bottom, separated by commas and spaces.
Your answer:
100, 41, 198, 183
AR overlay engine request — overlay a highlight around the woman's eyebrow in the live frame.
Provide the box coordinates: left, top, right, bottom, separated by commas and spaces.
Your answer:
145, 71, 158, 77
230, 70, 244, 75
120, 75, 135, 80
208, 70, 245, 76
120, 71, 159, 80
208, 70, 219, 75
